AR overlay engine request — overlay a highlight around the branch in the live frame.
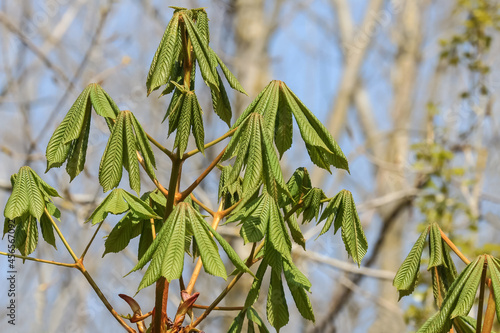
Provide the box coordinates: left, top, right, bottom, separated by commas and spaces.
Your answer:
178, 148, 226, 202
146, 132, 174, 160
80, 221, 103, 260
439, 229, 471, 265
183, 128, 236, 159
45, 207, 79, 262
190, 194, 214, 217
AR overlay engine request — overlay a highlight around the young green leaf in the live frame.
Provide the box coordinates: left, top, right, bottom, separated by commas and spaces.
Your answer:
228, 310, 246, 333
246, 307, 270, 333
317, 190, 367, 265
89, 83, 119, 119
245, 260, 268, 308
393, 226, 429, 299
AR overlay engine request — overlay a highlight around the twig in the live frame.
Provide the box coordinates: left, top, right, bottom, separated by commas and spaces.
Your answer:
440, 229, 471, 265
80, 221, 103, 260
183, 128, 236, 159
482, 279, 496, 333
146, 132, 174, 160
178, 148, 226, 202
192, 304, 243, 311
0, 251, 76, 268
190, 194, 214, 216
45, 207, 79, 262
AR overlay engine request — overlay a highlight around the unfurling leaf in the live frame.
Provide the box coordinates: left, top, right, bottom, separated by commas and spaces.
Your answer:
99, 111, 157, 194
46, 84, 120, 180
317, 190, 367, 265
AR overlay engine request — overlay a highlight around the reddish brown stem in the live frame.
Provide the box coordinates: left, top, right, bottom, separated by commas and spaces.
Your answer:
440, 229, 470, 264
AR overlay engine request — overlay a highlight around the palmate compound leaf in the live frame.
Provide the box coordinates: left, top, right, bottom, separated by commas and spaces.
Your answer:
231, 80, 348, 173
99, 111, 157, 194
46, 84, 119, 180
129, 202, 251, 291
393, 226, 429, 300
416, 256, 482, 333
168, 91, 205, 156
428, 222, 446, 270
86, 189, 160, 225
103, 191, 166, 258
223, 113, 289, 201
316, 189, 367, 265
3, 167, 61, 255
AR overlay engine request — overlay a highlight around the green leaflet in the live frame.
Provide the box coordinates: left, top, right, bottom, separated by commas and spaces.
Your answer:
452, 316, 479, 333
231, 81, 348, 172
228, 310, 246, 333
223, 113, 288, 200
266, 268, 289, 330
99, 111, 157, 194
46, 84, 119, 179
86, 189, 160, 225
246, 307, 270, 333
245, 259, 268, 308
4, 167, 59, 220
428, 222, 445, 270
393, 226, 429, 299
213, 51, 247, 95
450, 255, 485, 318
200, 215, 254, 277
417, 257, 480, 333
89, 83, 119, 119
283, 259, 315, 322
103, 211, 143, 256
317, 190, 367, 265
187, 204, 227, 278
146, 11, 182, 94
432, 239, 458, 306
166, 91, 205, 156
99, 112, 125, 191
14, 215, 38, 256
103, 191, 164, 258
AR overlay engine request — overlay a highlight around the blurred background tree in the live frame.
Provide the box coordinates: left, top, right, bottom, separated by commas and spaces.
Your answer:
0, 0, 499, 332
